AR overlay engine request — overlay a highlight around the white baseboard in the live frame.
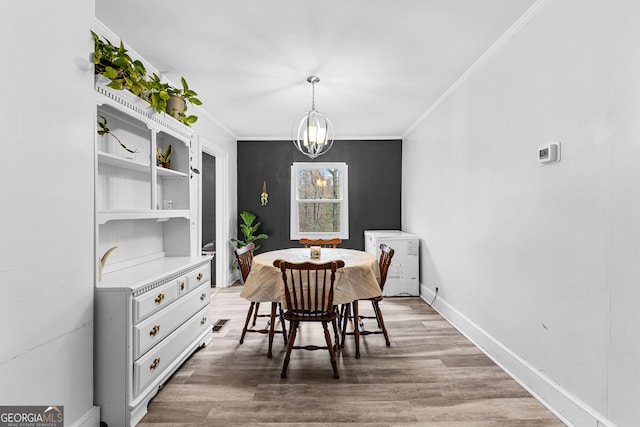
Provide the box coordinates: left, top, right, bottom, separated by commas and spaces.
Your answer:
216, 270, 239, 288
68, 406, 100, 427
419, 284, 616, 427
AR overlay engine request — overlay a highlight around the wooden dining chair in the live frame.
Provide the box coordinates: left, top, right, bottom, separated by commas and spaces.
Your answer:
299, 238, 342, 248
235, 243, 287, 358
273, 259, 345, 379
341, 243, 395, 359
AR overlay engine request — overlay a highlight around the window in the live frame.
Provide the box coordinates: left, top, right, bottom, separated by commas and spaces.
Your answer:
290, 162, 348, 240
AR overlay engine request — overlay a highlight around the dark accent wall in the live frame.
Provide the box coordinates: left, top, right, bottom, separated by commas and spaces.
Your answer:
202, 152, 216, 285
202, 152, 216, 246
236, 139, 402, 251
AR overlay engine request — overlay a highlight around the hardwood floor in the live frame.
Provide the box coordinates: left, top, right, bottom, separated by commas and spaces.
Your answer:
138, 285, 565, 426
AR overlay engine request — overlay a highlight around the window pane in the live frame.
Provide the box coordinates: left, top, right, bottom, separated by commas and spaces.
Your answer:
298, 202, 341, 232
296, 168, 341, 200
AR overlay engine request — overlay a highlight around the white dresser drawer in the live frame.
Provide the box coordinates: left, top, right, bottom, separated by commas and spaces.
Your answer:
186, 264, 210, 290
133, 282, 211, 358
133, 306, 210, 396
133, 280, 178, 323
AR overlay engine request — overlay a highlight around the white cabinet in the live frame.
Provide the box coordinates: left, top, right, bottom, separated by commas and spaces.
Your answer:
93, 78, 211, 426
364, 230, 420, 296
95, 258, 211, 427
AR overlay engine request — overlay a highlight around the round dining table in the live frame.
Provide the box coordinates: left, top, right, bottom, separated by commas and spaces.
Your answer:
239, 248, 382, 305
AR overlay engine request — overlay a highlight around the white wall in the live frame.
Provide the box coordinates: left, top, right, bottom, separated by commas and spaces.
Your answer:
0, 4, 238, 426
0, 1, 98, 426
402, 0, 639, 426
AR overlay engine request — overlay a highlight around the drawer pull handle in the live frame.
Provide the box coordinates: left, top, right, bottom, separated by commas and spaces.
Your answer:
149, 325, 160, 336
180, 282, 185, 291
149, 357, 161, 370
154, 293, 165, 304
201, 317, 207, 325
197, 273, 203, 281
200, 293, 206, 301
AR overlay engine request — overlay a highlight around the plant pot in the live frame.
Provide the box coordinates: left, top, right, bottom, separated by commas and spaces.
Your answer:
159, 160, 170, 169
166, 95, 185, 119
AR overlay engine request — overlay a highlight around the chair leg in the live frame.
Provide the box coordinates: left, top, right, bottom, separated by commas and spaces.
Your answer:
371, 300, 382, 328
281, 320, 298, 379
331, 317, 340, 350
239, 302, 256, 344
266, 302, 278, 358
373, 300, 390, 346
340, 303, 351, 348
353, 300, 361, 359
278, 303, 288, 345
323, 321, 340, 379
252, 302, 261, 326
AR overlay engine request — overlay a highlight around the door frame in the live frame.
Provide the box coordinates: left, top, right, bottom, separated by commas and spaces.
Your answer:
199, 137, 231, 288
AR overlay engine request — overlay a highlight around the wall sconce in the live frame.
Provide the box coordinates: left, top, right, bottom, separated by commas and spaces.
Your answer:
261, 181, 269, 206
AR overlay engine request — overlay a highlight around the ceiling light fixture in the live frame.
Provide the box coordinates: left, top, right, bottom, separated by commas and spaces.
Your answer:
292, 76, 334, 159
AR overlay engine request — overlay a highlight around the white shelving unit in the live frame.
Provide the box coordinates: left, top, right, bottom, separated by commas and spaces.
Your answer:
93, 78, 211, 427
95, 78, 196, 270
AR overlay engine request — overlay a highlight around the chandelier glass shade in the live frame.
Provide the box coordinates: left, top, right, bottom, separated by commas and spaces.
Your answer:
292, 76, 334, 159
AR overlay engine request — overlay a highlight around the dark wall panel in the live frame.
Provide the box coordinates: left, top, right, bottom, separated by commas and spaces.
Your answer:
236, 139, 402, 252
202, 152, 216, 246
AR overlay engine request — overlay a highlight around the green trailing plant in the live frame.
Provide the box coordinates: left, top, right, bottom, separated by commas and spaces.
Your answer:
189, 142, 200, 179
231, 211, 268, 268
97, 116, 138, 154
147, 73, 171, 115
92, 31, 150, 97
92, 30, 201, 127
156, 144, 173, 168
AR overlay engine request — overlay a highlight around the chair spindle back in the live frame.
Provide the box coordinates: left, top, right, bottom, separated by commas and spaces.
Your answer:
234, 242, 255, 282
299, 238, 342, 248
378, 243, 395, 292
274, 260, 345, 318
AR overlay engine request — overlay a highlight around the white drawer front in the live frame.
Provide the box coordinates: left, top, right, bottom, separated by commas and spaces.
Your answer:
133, 306, 211, 396
134, 282, 211, 358
133, 280, 178, 323
186, 264, 210, 291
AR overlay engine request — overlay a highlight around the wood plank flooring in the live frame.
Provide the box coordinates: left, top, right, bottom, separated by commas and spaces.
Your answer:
138, 285, 565, 426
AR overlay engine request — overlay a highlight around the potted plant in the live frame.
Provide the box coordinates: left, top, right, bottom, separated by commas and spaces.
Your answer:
231, 211, 268, 268
92, 31, 149, 97
166, 76, 202, 126
156, 144, 173, 169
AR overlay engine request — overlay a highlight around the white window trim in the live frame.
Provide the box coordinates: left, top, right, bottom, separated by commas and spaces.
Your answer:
290, 162, 349, 240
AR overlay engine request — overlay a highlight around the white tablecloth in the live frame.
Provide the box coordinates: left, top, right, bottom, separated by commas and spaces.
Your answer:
239, 248, 382, 305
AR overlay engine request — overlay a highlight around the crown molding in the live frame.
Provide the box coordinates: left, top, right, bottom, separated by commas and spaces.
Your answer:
195, 107, 238, 139
236, 135, 402, 142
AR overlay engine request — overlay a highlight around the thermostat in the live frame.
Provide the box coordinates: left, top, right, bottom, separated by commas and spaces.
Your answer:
538, 142, 560, 164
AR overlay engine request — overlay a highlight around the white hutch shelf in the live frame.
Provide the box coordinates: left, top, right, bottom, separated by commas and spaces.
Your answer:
93, 77, 211, 427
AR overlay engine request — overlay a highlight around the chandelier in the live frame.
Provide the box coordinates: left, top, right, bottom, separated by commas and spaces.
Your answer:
292, 76, 334, 159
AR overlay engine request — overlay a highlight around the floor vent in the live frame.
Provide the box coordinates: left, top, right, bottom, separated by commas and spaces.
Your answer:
212, 319, 229, 333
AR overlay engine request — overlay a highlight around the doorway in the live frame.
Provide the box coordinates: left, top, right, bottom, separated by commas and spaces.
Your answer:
201, 152, 216, 286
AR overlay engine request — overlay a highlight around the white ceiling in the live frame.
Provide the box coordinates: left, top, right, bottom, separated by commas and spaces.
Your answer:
95, 0, 536, 140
